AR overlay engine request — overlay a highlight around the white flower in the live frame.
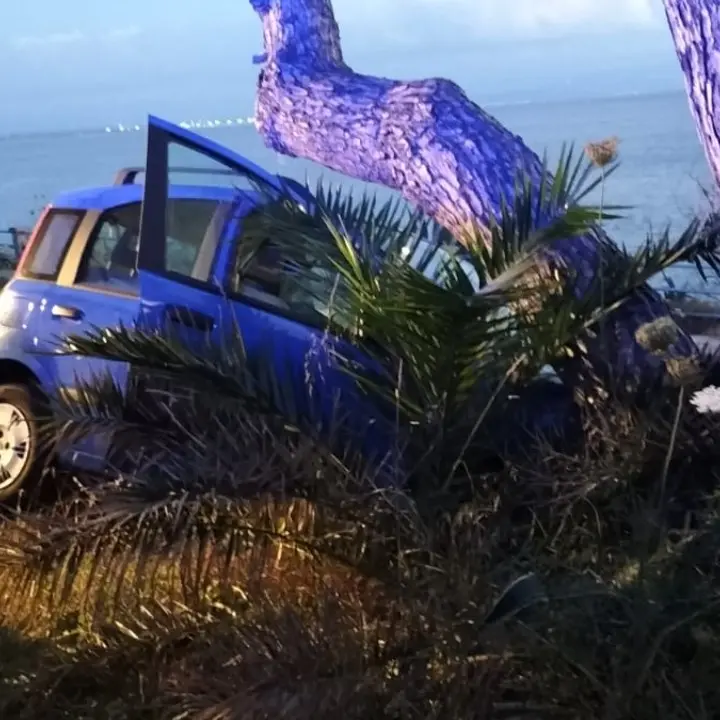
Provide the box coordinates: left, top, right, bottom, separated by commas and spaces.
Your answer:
690, 385, 720, 415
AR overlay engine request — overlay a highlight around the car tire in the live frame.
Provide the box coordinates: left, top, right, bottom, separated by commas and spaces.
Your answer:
0, 383, 50, 503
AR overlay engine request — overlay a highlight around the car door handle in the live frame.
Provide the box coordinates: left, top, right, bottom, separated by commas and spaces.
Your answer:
165, 305, 215, 332
51, 304, 84, 321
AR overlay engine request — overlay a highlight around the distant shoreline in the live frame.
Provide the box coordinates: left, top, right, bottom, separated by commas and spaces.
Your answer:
0, 87, 689, 143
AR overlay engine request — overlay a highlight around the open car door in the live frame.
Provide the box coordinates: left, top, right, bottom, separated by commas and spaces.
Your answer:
134, 114, 338, 445
136, 115, 286, 334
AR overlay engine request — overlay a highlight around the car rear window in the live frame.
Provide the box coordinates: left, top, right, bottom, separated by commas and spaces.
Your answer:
21, 210, 82, 280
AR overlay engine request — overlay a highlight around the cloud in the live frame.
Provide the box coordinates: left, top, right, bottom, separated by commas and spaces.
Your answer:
11, 26, 142, 50
335, 0, 662, 38
429, 0, 660, 32
12, 31, 85, 48
105, 26, 143, 41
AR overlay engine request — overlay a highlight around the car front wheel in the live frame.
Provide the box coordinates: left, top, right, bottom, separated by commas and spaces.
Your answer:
0, 384, 48, 503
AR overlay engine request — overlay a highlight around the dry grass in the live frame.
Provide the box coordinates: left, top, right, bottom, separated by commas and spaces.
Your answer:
1, 384, 720, 720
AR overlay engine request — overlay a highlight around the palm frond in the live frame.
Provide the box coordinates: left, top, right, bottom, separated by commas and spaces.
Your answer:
58, 324, 307, 424
585, 217, 720, 323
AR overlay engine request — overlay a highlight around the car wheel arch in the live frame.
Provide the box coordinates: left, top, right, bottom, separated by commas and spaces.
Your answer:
0, 359, 43, 392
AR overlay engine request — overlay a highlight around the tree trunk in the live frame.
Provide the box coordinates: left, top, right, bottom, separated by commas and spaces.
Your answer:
663, 0, 720, 189
248, 0, 697, 385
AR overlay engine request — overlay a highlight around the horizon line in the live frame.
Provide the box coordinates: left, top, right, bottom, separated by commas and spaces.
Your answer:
0, 86, 689, 142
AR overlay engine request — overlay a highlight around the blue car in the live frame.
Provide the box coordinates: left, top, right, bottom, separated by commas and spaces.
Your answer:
0, 116, 395, 500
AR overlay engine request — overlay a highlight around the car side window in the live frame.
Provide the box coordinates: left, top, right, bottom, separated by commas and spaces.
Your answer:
76, 199, 227, 291
76, 203, 142, 293
227, 210, 332, 323
164, 199, 226, 281
22, 210, 82, 280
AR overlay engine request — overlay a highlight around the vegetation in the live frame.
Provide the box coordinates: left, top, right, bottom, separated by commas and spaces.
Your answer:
2, 149, 720, 718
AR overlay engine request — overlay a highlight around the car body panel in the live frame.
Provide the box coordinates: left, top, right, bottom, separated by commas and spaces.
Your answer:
0, 279, 47, 356
33, 283, 140, 468
52, 184, 249, 213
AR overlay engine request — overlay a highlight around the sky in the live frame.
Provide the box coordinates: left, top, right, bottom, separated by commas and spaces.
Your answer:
0, 0, 685, 134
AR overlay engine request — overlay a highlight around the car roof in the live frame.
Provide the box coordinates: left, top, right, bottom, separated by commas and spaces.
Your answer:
51, 184, 260, 211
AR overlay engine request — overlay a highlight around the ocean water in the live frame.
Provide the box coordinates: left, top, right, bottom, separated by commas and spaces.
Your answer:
0, 89, 713, 287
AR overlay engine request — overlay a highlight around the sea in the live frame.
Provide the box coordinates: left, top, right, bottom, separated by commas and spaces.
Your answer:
0, 88, 715, 292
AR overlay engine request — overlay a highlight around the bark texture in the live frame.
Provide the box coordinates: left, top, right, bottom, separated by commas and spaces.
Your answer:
664, 0, 720, 189
248, 0, 697, 383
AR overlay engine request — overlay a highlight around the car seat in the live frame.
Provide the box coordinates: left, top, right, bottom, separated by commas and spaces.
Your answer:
106, 230, 139, 280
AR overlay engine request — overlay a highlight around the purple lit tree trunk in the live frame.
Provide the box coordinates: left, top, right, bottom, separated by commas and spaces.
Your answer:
248, 0, 697, 384
663, 0, 720, 189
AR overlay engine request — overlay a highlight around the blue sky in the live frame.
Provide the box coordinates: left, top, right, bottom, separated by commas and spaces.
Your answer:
0, 0, 684, 133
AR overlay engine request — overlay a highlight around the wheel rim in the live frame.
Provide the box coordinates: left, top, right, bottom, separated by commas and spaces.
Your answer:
0, 402, 32, 490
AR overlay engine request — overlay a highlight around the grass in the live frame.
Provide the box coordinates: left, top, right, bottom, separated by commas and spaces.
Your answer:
1, 379, 720, 719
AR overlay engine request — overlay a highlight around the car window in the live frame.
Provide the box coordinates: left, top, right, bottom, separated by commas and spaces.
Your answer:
22, 211, 82, 280
227, 211, 334, 323
76, 203, 142, 294
164, 199, 225, 281
76, 199, 226, 292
